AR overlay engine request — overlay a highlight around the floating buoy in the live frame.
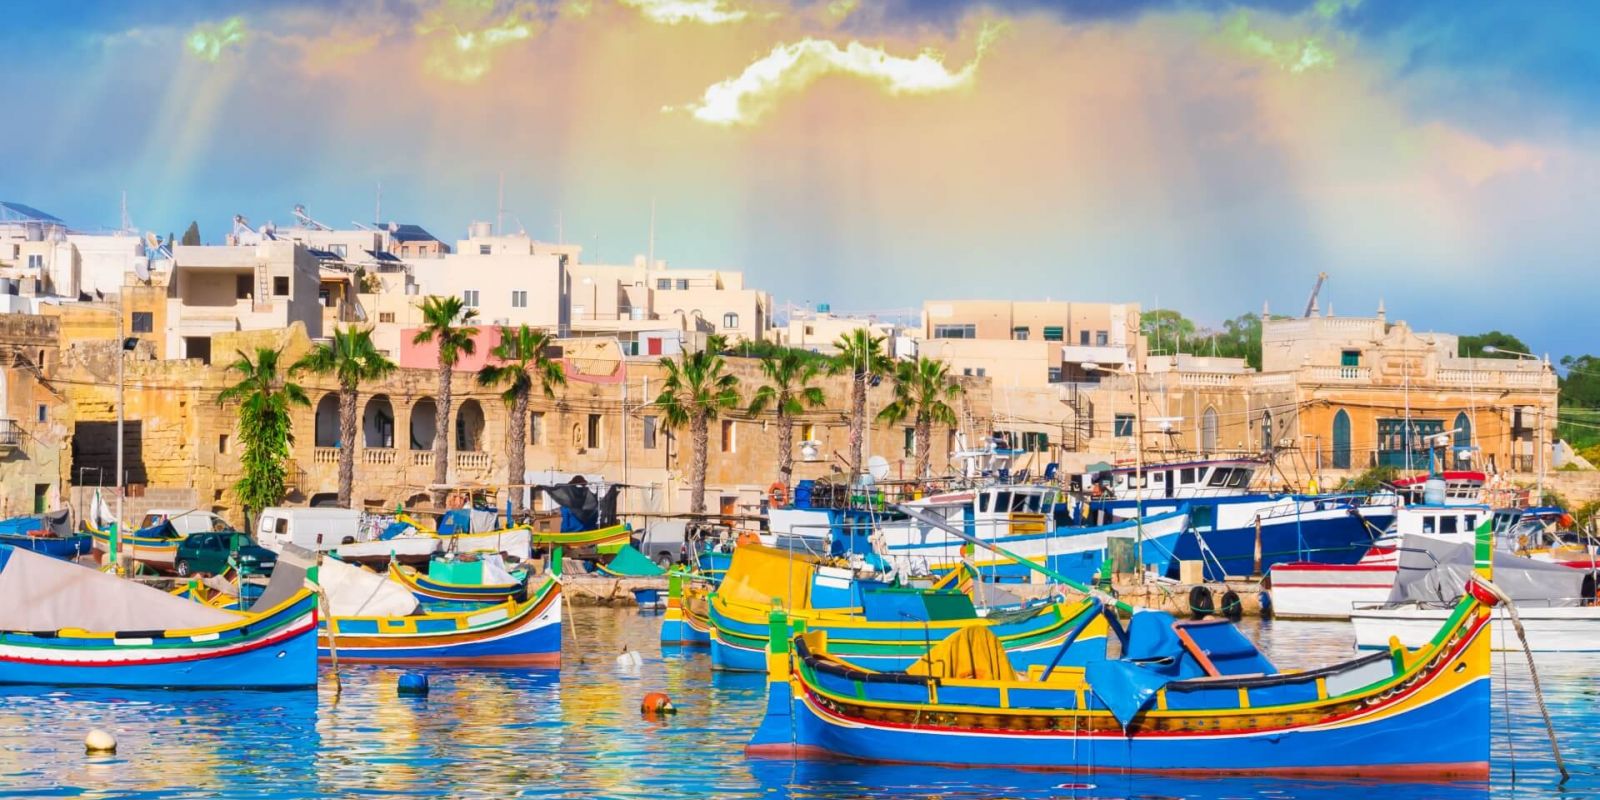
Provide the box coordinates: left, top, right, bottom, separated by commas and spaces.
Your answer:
641, 692, 677, 715
84, 728, 116, 755
616, 646, 643, 668
1220, 590, 1244, 620
1187, 586, 1215, 619
397, 673, 430, 696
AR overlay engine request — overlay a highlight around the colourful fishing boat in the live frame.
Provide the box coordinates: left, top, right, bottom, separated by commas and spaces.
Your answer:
530, 522, 633, 552
747, 528, 1497, 777
661, 572, 713, 646
88, 519, 184, 571
320, 573, 561, 666
702, 543, 1108, 673
387, 559, 527, 605
0, 512, 91, 560
0, 544, 318, 688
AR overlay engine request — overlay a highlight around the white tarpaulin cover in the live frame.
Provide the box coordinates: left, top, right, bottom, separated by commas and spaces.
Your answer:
320, 556, 419, 617
0, 545, 239, 632
480, 553, 518, 586
1388, 534, 1589, 606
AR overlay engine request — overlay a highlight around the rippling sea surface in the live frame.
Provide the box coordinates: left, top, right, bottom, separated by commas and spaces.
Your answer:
0, 608, 1589, 799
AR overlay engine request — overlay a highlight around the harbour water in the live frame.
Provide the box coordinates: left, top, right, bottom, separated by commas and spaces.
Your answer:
0, 606, 1586, 799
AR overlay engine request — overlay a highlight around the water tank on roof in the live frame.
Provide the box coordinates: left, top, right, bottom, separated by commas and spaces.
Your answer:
817, 303, 831, 314
1423, 477, 1446, 506
468, 221, 492, 239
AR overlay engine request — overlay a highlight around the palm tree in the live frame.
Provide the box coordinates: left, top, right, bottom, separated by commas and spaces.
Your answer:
293, 326, 396, 508
877, 356, 963, 479
747, 349, 826, 489
412, 295, 479, 501
655, 337, 740, 515
477, 325, 566, 513
217, 347, 309, 524
831, 329, 892, 480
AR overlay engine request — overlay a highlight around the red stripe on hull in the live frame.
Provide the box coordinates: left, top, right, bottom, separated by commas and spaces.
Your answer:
0, 619, 314, 667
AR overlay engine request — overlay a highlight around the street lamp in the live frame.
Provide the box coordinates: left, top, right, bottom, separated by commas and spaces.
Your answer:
1480, 345, 1548, 501
114, 326, 137, 575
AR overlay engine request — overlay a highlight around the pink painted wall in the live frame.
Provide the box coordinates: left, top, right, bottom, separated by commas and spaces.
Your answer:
399, 327, 500, 372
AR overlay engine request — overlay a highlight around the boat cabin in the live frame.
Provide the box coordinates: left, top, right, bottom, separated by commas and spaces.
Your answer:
1388, 471, 1486, 506
1383, 504, 1490, 545
894, 483, 1060, 540
1081, 459, 1264, 502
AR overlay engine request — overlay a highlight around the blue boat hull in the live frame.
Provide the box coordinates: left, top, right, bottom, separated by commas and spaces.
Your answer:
0, 623, 318, 689
0, 533, 91, 560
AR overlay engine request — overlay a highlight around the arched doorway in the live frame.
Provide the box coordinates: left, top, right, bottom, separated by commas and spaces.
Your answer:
1453, 411, 1473, 469
1332, 409, 1351, 469
363, 395, 395, 448
1261, 410, 1273, 452
456, 399, 485, 451
313, 394, 340, 447
410, 397, 438, 450
1201, 406, 1218, 454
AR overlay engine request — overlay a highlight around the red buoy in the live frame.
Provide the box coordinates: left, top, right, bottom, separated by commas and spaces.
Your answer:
640, 692, 677, 715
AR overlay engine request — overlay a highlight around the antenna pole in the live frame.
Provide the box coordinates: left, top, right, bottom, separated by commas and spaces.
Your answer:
374, 180, 382, 225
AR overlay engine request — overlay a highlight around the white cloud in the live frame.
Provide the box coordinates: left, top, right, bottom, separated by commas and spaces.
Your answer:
674, 27, 998, 126
620, 0, 748, 25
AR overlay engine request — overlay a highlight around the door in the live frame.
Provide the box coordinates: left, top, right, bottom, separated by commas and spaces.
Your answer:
647, 337, 662, 356
1332, 409, 1351, 469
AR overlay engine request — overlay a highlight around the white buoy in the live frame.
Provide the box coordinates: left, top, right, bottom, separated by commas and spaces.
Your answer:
616, 646, 643, 668
84, 728, 117, 754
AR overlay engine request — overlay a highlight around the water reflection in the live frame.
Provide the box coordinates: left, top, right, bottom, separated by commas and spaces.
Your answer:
0, 608, 1589, 798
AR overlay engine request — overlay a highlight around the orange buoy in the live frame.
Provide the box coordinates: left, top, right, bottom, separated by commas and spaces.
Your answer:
640, 692, 677, 715
736, 531, 760, 547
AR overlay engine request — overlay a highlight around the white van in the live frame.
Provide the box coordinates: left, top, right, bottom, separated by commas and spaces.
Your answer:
139, 509, 234, 536
256, 507, 364, 553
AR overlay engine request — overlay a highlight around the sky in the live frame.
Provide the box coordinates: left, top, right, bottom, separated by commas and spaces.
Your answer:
4, 0, 1598, 358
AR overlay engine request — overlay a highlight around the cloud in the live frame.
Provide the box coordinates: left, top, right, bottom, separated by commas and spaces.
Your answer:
619, 0, 748, 25
415, 1, 541, 82
1218, 10, 1336, 73
674, 23, 1000, 125
186, 16, 246, 62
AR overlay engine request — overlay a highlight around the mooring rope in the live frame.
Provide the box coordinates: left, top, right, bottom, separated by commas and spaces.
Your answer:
1472, 576, 1568, 785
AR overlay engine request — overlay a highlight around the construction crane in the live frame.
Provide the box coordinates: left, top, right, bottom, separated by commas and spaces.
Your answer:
1303, 271, 1328, 318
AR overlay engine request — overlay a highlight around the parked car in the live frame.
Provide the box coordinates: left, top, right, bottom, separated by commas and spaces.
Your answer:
174, 531, 277, 577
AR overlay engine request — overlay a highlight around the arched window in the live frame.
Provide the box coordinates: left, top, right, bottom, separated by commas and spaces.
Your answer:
723, 312, 739, 329
1201, 406, 1218, 454
1261, 410, 1273, 452
1453, 411, 1473, 469
1332, 409, 1351, 469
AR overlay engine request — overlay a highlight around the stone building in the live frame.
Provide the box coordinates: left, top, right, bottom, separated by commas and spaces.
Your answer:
0, 314, 70, 517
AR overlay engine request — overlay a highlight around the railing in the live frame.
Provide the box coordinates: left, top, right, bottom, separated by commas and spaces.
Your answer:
1437, 368, 1551, 388
1249, 373, 1294, 388
363, 448, 396, 466
1306, 366, 1371, 382
313, 447, 339, 465
411, 451, 434, 468
1175, 372, 1239, 388
0, 419, 19, 448
456, 451, 490, 471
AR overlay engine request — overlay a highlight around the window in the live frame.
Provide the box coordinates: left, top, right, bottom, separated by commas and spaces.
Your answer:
1043, 326, 1064, 342
586, 414, 602, 449
932, 324, 976, 339
463, 290, 480, 308
218, 434, 229, 454
26, 254, 43, 269
1012, 326, 1030, 341
479, 244, 492, 255
235, 275, 252, 300
903, 427, 916, 456
1095, 330, 1108, 346
723, 312, 739, 329
804, 325, 814, 336
1207, 468, 1232, 487
318, 288, 331, 306
1376, 418, 1444, 467
329, 244, 348, 258
511, 290, 528, 308
676, 279, 689, 290
530, 412, 543, 445
643, 415, 658, 450
978, 493, 991, 513
657, 278, 672, 290
1227, 470, 1249, 488
1440, 515, 1459, 534
1341, 350, 1360, 367
994, 491, 1013, 512
963, 368, 972, 376
185, 336, 212, 365
36, 404, 47, 422
1113, 414, 1134, 437
379, 312, 395, 324
975, 367, 986, 377
1020, 431, 1049, 452
131, 312, 154, 333
801, 423, 816, 442
721, 420, 736, 452
1047, 367, 1063, 383
1079, 330, 1090, 345
1152, 471, 1165, 484
273, 276, 290, 296
1422, 515, 1436, 534
1180, 468, 1195, 485
1464, 514, 1477, 531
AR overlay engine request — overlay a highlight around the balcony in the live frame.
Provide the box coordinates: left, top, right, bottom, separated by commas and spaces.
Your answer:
455, 451, 490, 471
411, 451, 434, 468
0, 419, 19, 452
313, 447, 339, 465
1437, 368, 1553, 390
362, 448, 397, 466
1306, 366, 1371, 383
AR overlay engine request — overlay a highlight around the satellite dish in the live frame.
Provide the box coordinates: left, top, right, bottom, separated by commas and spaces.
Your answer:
867, 455, 890, 482
134, 258, 150, 281
799, 440, 821, 462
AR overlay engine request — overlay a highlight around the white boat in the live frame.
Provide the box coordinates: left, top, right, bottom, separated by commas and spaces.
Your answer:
334, 526, 533, 566
1350, 534, 1599, 651
335, 536, 440, 565
1270, 504, 1491, 619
